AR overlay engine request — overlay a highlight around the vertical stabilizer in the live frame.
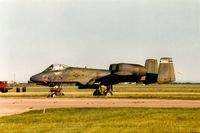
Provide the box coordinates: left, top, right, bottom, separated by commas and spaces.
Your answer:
145, 59, 158, 74
157, 57, 176, 83
144, 59, 158, 84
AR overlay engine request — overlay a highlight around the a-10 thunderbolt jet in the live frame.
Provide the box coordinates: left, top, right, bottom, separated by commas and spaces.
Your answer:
30, 57, 175, 97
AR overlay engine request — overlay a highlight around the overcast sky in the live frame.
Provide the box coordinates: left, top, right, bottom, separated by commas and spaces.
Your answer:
0, 0, 199, 82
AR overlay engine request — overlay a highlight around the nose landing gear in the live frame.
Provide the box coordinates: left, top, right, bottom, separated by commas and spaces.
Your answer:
48, 85, 64, 97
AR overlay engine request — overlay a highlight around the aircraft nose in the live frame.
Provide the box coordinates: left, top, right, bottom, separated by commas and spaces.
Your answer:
30, 74, 42, 82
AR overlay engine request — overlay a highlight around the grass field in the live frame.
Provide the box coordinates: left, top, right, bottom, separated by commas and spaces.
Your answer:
0, 93, 200, 100
8, 84, 200, 92
2, 94, 200, 100
61, 94, 200, 100
2, 84, 200, 100
0, 108, 200, 133
1, 84, 200, 132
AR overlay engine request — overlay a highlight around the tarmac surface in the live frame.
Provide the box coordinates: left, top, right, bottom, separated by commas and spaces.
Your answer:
1, 97, 200, 117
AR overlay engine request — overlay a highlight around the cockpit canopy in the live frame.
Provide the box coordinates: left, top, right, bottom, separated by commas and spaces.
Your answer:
44, 64, 69, 72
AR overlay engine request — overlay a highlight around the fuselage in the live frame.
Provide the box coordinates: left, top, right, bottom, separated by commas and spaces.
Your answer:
30, 66, 110, 86
30, 64, 148, 88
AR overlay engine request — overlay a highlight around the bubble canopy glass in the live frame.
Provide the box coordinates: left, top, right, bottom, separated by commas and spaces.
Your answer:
44, 64, 69, 72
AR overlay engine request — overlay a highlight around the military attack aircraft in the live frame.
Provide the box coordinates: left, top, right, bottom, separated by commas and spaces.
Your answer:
30, 57, 175, 97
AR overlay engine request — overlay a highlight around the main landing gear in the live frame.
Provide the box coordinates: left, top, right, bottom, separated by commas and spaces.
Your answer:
47, 86, 64, 97
93, 85, 113, 96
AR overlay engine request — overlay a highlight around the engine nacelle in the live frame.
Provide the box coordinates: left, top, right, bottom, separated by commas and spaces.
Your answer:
109, 63, 147, 77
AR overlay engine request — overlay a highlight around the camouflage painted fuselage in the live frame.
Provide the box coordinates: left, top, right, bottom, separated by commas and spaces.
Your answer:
30, 63, 148, 88
30, 67, 110, 87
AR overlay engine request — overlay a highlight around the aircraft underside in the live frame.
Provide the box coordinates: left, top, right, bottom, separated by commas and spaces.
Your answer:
46, 82, 114, 97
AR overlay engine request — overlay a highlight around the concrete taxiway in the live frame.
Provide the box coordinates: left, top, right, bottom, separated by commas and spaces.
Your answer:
1, 98, 200, 117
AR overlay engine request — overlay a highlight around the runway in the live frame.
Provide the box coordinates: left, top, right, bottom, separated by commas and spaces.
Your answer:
1, 98, 200, 117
